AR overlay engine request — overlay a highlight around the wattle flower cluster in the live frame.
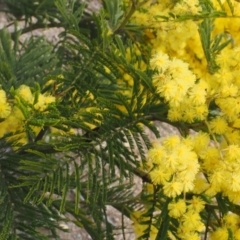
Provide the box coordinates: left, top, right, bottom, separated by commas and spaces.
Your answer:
146, 131, 240, 238
128, 0, 240, 238
149, 135, 199, 198
150, 52, 209, 123
0, 89, 11, 119
130, 210, 158, 240
0, 85, 55, 145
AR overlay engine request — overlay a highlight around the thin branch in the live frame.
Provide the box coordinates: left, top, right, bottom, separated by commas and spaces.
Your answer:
113, 0, 149, 33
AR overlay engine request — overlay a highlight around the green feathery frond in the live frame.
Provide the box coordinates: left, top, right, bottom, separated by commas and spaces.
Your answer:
0, 28, 60, 89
